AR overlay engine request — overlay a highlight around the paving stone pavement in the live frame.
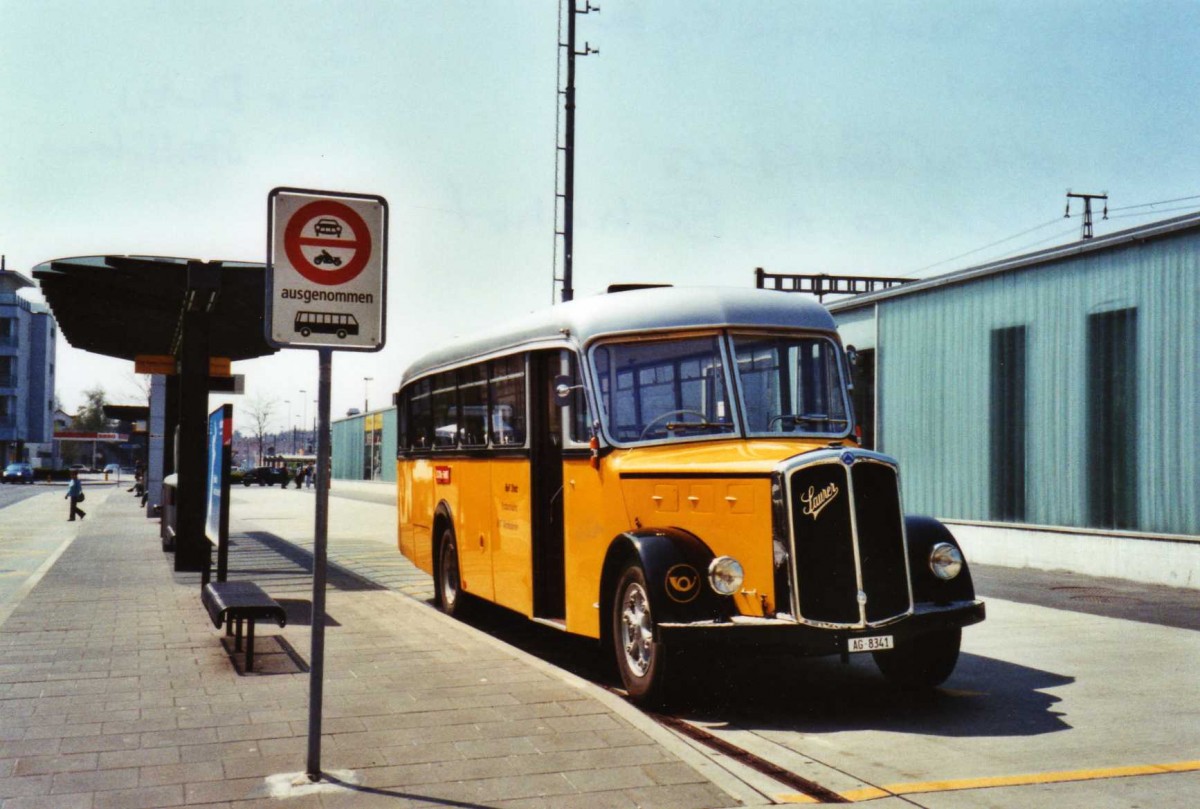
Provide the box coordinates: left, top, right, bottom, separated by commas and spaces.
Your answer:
0, 482, 753, 808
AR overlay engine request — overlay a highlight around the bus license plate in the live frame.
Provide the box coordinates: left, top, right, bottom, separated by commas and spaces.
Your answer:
849, 635, 893, 653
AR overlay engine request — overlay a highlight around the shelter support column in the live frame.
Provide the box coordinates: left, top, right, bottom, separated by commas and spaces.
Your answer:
173, 261, 220, 572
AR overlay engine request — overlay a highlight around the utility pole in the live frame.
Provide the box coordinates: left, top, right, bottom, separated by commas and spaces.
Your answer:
1065, 191, 1108, 240
555, 1, 599, 303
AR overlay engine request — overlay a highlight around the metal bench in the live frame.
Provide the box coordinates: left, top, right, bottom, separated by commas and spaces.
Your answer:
200, 581, 287, 672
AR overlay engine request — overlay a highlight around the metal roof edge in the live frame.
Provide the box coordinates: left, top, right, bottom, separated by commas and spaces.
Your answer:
828, 210, 1200, 313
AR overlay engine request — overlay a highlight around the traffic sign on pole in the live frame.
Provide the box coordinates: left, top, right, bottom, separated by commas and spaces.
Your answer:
266, 187, 388, 351
265, 187, 387, 784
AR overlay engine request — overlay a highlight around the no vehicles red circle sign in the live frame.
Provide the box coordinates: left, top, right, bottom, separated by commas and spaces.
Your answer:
283, 200, 372, 286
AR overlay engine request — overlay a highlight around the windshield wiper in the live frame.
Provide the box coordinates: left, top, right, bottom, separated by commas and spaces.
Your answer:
767, 413, 849, 430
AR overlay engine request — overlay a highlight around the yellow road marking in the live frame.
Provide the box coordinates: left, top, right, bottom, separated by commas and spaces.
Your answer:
777, 759, 1200, 803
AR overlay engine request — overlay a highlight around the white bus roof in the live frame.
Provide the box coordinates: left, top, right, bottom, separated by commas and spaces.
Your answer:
399, 286, 837, 386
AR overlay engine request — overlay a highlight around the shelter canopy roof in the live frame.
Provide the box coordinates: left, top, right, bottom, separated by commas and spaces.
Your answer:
33, 255, 277, 362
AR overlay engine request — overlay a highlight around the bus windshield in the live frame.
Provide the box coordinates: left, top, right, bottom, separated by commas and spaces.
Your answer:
592, 335, 736, 444
591, 332, 851, 445
731, 333, 850, 437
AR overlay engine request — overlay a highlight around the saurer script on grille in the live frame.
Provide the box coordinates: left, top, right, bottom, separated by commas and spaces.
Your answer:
800, 482, 839, 521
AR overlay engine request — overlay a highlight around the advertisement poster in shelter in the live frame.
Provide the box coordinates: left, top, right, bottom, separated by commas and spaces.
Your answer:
205, 404, 232, 543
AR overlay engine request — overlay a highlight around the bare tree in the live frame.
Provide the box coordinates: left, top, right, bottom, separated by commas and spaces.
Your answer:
121, 371, 153, 404
240, 392, 277, 465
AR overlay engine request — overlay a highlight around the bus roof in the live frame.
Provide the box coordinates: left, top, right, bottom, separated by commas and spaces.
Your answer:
400, 286, 837, 386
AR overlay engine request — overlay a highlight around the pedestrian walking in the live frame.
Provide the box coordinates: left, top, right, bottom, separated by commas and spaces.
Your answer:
305, 463, 315, 488
293, 465, 306, 489
66, 471, 86, 521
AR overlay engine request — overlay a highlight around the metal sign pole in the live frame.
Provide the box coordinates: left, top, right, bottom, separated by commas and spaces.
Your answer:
305, 346, 332, 781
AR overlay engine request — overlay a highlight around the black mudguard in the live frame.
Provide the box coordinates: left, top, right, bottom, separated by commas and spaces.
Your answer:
905, 515, 977, 604
605, 527, 733, 624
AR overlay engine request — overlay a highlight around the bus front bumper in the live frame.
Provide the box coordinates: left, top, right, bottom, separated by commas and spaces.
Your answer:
657, 599, 985, 656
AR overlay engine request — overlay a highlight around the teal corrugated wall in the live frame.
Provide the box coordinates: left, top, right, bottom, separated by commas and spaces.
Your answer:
835, 231, 1200, 535
331, 416, 364, 480
331, 408, 397, 482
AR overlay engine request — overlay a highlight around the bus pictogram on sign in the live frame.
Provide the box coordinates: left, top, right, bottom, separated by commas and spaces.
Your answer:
283, 200, 373, 286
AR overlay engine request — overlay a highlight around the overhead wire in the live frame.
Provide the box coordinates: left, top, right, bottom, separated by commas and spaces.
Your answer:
907, 191, 1200, 278
907, 217, 1065, 277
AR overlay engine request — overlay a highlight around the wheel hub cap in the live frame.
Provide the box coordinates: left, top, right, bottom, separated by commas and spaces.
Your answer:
620, 582, 653, 678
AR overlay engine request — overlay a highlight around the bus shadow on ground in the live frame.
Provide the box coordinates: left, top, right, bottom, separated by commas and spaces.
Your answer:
448, 598, 1072, 739
666, 648, 1074, 738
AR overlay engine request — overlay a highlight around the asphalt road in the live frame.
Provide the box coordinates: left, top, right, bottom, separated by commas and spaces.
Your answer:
0, 481, 46, 510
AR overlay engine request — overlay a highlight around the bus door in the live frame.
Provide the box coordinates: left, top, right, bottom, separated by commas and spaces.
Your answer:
529, 351, 566, 620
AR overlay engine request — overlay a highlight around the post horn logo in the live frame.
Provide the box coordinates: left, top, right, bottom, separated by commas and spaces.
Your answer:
665, 564, 701, 603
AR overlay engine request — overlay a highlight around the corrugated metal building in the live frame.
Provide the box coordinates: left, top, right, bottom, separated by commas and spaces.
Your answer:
828, 213, 1200, 588
331, 408, 397, 482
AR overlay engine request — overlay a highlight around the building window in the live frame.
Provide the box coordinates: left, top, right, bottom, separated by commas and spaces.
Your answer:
1086, 308, 1138, 529
989, 327, 1027, 522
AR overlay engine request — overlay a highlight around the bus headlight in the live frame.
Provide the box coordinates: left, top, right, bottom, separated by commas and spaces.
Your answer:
708, 556, 744, 596
929, 542, 964, 580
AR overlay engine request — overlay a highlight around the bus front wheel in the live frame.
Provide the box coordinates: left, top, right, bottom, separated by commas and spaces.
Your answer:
438, 528, 466, 617
613, 563, 671, 706
300, 327, 312, 337
874, 628, 961, 690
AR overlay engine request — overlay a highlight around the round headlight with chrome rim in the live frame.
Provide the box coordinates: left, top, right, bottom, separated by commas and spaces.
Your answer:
708, 556, 744, 596
929, 542, 964, 580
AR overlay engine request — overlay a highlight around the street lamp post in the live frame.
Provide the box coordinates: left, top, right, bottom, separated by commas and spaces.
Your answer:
284, 400, 291, 459
299, 390, 307, 454
363, 377, 373, 414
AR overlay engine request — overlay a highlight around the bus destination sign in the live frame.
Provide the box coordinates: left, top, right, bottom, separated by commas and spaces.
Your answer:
266, 187, 388, 351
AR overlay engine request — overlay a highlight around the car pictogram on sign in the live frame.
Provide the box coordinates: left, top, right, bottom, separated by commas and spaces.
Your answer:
314, 218, 342, 237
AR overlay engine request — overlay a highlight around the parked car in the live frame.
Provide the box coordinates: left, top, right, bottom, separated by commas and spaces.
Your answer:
241, 466, 292, 487
103, 463, 121, 476
68, 464, 88, 474
2, 463, 34, 484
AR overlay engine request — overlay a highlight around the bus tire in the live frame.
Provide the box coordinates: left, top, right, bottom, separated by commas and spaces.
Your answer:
613, 563, 671, 706
437, 527, 467, 617
873, 628, 961, 690
336, 329, 347, 339
300, 327, 312, 337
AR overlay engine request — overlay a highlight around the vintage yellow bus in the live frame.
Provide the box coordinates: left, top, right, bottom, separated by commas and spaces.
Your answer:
395, 286, 984, 704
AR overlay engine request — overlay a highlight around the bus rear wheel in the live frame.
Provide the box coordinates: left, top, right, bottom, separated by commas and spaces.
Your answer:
437, 528, 466, 617
613, 563, 671, 706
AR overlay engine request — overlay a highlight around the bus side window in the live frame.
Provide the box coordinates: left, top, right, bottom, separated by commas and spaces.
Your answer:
458, 365, 487, 448
409, 378, 433, 449
565, 352, 592, 444
397, 388, 409, 455
431, 372, 458, 448
488, 355, 526, 446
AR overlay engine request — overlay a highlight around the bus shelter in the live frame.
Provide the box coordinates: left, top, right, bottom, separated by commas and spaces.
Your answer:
34, 255, 277, 571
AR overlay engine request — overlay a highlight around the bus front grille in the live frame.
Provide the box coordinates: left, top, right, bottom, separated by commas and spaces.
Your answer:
786, 453, 911, 627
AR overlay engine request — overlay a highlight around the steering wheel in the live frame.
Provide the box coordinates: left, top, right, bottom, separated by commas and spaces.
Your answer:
639, 409, 710, 441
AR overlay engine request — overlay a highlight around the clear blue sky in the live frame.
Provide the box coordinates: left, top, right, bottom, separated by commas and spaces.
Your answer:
3, 0, 1198, 424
